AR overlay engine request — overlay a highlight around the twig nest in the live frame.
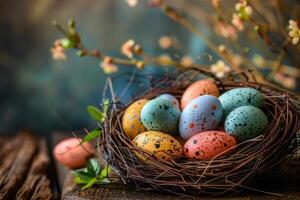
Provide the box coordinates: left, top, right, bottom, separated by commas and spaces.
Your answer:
101, 69, 300, 196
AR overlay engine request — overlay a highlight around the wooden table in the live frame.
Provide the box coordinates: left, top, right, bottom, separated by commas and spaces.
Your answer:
0, 131, 58, 200
1, 131, 300, 199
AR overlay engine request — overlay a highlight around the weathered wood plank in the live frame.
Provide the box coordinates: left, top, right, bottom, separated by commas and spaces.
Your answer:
16, 140, 52, 200
0, 132, 56, 200
31, 175, 53, 200
0, 132, 38, 199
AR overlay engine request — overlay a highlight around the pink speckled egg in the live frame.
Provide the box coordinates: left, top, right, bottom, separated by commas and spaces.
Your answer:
53, 137, 95, 169
184, 131, 237, 160
181, 79, 219, 109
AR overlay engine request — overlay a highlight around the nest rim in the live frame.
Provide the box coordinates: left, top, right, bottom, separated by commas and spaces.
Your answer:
99, 69, 300, 197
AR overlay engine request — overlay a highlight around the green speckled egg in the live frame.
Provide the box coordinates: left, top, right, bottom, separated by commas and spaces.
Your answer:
141, 98, 180, 135
219, 87, 264, 117
225, 106, 268, 142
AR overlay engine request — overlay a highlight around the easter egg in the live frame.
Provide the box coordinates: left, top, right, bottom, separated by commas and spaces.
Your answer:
157, 93, 180, 110
181, 79, 219, 109
133, 131, 182, 161
141, 98, 181, 135
219, 87, 264, 117
53, 138, 95, 169
122, 99, 149, 139
184, 131, 237, 160
179, 95, 222, 140
225, 106, 268, 142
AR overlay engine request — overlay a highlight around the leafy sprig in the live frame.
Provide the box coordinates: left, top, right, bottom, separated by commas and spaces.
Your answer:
81, 99, 110, 144
75, 99, 111, 189
72, 159, 111, 190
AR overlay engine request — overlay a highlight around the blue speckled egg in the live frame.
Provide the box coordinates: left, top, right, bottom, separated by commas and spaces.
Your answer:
225, 106, 268, 142
141, 98, 181, 135
219, 87, 264, 117
156, 94, 180, 110
179, 95, 222, 140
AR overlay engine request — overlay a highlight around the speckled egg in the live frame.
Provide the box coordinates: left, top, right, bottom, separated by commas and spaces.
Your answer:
219, 87, 264, 117
122, 99, 149, 139
133, 131, 183, 161
53, 138, 95, 169
225, 106, 268, 142
184, 131, 237, 160
157, 93, 180, 110
181, 79, 219, 109
179, 95, 222, 140
141, 98, 181, 135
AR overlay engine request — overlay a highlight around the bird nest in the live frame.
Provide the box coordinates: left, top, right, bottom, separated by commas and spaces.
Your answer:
98, 68, 300, 197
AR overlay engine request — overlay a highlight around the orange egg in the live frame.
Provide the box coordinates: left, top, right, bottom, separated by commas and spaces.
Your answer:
184, 131, 237, 160
122, 99, 149, 139
53, 137, 95, 169
181, 79, 219, 109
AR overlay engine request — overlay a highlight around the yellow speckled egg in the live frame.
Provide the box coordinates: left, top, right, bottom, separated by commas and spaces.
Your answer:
133, 131, 183, 161
122, 99, 149, 139
181, 79, 219, 109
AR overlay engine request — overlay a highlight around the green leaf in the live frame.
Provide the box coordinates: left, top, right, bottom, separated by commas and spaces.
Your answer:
87, 105, 106, 122
99, 165, 111, 179
81, 178, 97, 190
87, 159, 101, 176
68, 18, 75, 29
74, 177, 89, 184
76, 50, 86, 57
72, 170, 92, 183
96, 178, 110, 184
82, 129, 101, 143
72, 158, 111, 190
60, 38, 75, 48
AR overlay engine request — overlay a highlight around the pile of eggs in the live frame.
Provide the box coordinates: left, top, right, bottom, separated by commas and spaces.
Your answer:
122, 79, 269, 161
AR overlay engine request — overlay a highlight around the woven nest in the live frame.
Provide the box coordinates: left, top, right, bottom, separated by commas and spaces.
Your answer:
99, 68, 300, 197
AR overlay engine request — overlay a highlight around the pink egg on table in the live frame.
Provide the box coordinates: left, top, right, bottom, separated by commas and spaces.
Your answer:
53, 137, 95, 169
184, 131, 237, 160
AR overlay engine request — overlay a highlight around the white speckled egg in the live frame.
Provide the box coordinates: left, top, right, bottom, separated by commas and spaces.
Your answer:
225, 106, 268, 142
156, 93, 180, 110
141, 98, 181, 135
219, 87, 264, 117
179, 95, 223, 140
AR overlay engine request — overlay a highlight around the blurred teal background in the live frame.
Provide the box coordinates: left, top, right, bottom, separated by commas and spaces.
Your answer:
1, 0, 299, 134
0, 0, 204, 133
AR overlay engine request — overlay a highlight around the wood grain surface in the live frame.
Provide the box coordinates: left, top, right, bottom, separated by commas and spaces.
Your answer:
0, 132, 54, 200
